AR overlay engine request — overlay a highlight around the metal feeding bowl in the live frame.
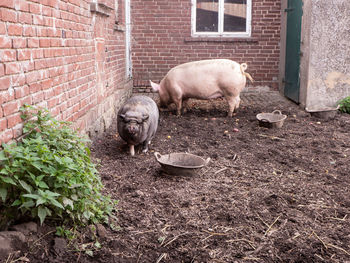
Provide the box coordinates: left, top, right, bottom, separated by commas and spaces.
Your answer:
256, 110, 287, 128
154, 152, 210, 176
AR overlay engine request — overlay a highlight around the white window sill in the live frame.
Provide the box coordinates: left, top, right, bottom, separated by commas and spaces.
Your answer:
184, 36, 259, 43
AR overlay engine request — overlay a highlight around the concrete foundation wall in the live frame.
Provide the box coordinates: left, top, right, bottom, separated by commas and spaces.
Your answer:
304, 0, 350, 111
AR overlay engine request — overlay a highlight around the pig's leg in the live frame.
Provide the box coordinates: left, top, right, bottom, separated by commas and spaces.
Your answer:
173, 98, 183, 116
226, 96, 240, 117
234, 96, 241, 111
142, 140, 151, 153
129, 144, 135, 156
182, 99, 189, 114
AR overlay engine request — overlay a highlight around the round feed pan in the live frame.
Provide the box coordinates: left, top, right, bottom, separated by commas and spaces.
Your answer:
154, 152, 210, 176
256, 110, 287, 128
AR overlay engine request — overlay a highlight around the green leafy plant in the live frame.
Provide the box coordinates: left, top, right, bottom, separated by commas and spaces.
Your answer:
0, 105, 116, 227
338, 96, 350, 114
56, 226, 76, 240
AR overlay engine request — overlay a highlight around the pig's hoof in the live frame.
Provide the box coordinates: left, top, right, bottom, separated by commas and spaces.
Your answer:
129, 145, 135, 156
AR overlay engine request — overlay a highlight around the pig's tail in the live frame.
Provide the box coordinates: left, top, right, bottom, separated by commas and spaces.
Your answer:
240, 63, 254, 83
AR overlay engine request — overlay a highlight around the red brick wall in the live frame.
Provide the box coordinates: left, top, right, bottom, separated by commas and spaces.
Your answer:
0, 0, 131, 144
131, 0, 281, 89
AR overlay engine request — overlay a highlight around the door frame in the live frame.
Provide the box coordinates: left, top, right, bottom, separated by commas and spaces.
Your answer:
283, 0, 303, 103
279, 0, 312, 109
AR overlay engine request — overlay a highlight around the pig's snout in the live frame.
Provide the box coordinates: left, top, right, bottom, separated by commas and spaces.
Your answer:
127, 124, 139, 135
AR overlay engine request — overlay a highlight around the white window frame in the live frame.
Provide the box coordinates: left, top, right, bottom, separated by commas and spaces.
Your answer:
191, 0, 252, 38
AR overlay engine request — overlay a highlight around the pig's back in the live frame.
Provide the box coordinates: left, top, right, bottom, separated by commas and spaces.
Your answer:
120, 96, 158, 116
164, 59, 245, 98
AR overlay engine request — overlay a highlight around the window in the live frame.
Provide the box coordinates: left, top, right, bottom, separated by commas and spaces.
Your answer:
191, 0, 252, 37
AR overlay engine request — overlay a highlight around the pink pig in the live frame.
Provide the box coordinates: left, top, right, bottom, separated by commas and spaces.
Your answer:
150, 59, 253, 117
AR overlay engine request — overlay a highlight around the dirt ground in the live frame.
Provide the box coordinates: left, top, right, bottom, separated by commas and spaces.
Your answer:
12, 92, 350, 262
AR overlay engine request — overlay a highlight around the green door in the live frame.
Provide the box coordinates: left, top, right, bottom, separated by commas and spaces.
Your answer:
284, 0, 303, 103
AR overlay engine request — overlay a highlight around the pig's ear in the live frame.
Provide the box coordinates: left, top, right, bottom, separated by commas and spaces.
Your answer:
142, 113, 149, 122
150, 80, 160, 92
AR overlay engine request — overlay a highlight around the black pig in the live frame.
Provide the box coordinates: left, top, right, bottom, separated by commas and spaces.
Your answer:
117, 96, 159, 156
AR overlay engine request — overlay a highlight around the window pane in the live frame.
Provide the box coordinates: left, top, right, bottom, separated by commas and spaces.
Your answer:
224, 0, 247, 32
196, 0, 219, 32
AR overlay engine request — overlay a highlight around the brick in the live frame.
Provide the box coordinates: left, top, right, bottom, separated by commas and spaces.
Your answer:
48, 0, 59, 9
33, 14, 44, 25
42, 6, 52, 17
7, 24, 23, 36
0, 36, 12, 48
17, 1, 30, 12
0, 90, 14, 104
2, 100, 19, 116
0, 64, 4, 77
21, 60, 34, 73
12, 38, 27, 48
0, 50, 16, 62
0, 0, 15, 9
27, 38, 39, 48
47, 97, 59, 108
32, 91, 44, 103
0, 129, 13, 144
44, 48, 54, 58
44, 88, 54, 99
0, 9, 17, 23
25, 71, 40, 84
14, 86, 30, 99
5, 62, 21, 75
29, 3, 41, 15
0, 76, 11, 90
0, 118, 6, 130
12, 123, 23, 138
23, 26, 36, 37
41, 79, 53, 90
0, 22, 5, 34
39, 38, 51, 47
7, 112, 21, 129
18, 12, 32, 24
50, 39, 62, 47
20, 96, 32, 107
11, 73, 26, 86
43, 17, 53, 27
29, 83, 41, 93
17, 50, 32, 61
34, 59, 46, 70
32, 49, 44, 59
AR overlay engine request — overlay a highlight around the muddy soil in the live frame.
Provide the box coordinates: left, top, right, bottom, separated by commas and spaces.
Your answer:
10, 94, 350, 262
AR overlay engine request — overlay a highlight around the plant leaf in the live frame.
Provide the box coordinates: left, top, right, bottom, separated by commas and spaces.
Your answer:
22, 193, 40, 200
1, 176, 16, 185
63, 197, 74, 210
20, 200, 35, 209
0, 169, 9, 175
0, 151, 7, 161
38, 206, 47, 225
94, 241, 101, 249
50, 199, 64, 209
11, 199, 21, 206
85, 250, 93, 257
0, 187, 7, 201
19, 180, 32, 193
43, 190, 60, 198
36, 197, 46, 206
38, 181, 49, 189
